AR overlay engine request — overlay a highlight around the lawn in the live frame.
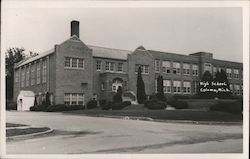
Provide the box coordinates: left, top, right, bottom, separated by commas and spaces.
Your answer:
7, 127, 50, 137
64, 108, 242, 122
6, 123, 27, 128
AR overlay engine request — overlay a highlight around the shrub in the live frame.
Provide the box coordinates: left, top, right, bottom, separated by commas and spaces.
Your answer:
101, 101, 131, 110
99, 100, 107, 107
46, 104, 83, 112
30, 104, 48, 111
102, 101, 113, 110
45, 104, 67, 112
86, 99, 98, 109
167, 100, 188, 109
210, 100, 242, 114
137, 66, 147, 104
113, 86, 123, 103
6, 101, 17, 110
172, 94, 190, 99
111, 101, 132, 110
122, 101, 131, 107
144, 100, 166, 110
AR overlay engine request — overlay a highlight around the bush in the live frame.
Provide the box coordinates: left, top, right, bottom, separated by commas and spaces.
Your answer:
113, 86, 123, 103
30, 104, 84, 112
144, 100, 166, 110
45, 104, 67, 112
102, 101, 113, 110
86, 99, 98, 109
172, 94, 190, 99
122, 101, 131, 106
101, 101, 131, 110
99, 100, 107, 107
210, 100, 242, 114
30, 104, 48, 111
46, 104, 83, 112
167, 100, 188, 109
111, 101, 132, 110
6, 101, 17, 110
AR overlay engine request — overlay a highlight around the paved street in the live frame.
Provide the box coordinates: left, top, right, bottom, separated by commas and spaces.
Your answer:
6, 111, 243, 154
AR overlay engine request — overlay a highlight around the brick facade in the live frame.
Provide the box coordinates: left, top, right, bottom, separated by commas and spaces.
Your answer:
13, 21, 243, 106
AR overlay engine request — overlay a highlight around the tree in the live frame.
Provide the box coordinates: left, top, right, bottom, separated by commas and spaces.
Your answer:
156, 75, 166, 101
214, 69, 231, 98
45, 92, 51, 106
5, 47, 26, 100
113, 86, 123, 103
136, 66, 147, 104
199, 71, 214, 98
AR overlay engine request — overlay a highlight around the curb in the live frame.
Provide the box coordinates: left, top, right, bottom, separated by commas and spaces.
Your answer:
7, 128, 54, 140
7, 126, 31, 130
100, 115, 242, 125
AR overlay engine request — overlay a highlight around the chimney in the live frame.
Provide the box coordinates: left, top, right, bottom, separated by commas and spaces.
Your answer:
71, 20, 80, 38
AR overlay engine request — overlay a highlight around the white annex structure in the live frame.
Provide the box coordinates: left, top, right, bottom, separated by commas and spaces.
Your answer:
17, 91, 35, 111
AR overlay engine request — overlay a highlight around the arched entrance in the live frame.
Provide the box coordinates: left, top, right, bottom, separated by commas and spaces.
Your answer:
112, 78, 123, 92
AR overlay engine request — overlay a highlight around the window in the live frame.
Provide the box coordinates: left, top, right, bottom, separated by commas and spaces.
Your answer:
173, 80, 181, 93
233, 69, 239, 78
183, 81, 191, 94
135, 65, 149, 74
78, 59, 84, 69
213, 67, 217, 77
192, 64, 199, 76
64, 93, 84, 105
241, 85, 243, 95
193, 81, 198, 93
112, 79, 123, 92
21, 70, 25, 87
117, 63, 123, 72
31, 66, 35, 86
64, 93, 71, 105
101, 83, 105, 91
183, 63, 190, 75
26, 66, 30, 87
144, 65, 149, 74
64, 57, 84, 69
65, 57, 71, 67
204, 63, 212, 73
105, 62, 115, 72
78, 94, 84, 105
96, 61, 102, 71
226, 68, 232, 78
162, 61, 171, 73
173, 62, 180, 74
37, 62, 40, 84
71, 93, 77, 104
163, 80, 171, 93
72, 58, 78, 68
42, 60, 47, 83
234, 85, 240, 95
229, 84, 233, 91
15, 70, 19, 82
155, 60, 160, 72
213, 67, 217, 73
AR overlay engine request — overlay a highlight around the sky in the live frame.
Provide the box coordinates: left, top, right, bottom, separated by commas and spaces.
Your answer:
2, 3, 243, 62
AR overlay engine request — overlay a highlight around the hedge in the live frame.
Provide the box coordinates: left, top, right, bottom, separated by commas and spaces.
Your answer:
210, 100, 242, 114
167, 100, 188, 109
30, 104, 84, 112
144, 100, 166, 110
86, 100, 98, 109
6, 101, 17, 110
101, 101, 131, 110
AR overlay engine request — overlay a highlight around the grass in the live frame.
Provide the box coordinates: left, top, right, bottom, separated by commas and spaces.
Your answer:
6, 123, 27, 128
64, 108, 242, 122
7, 127, 50, 137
